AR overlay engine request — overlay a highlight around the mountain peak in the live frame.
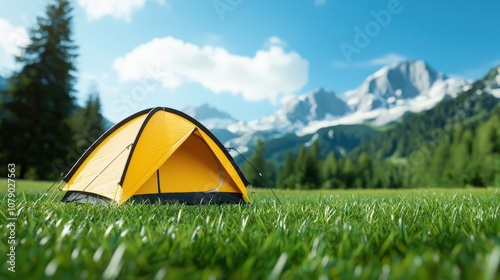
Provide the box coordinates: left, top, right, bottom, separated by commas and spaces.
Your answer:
182, 104, 238, 132
183, 103, 236, 121
342, 60, 455, 112
281, 87, 349, 124
372, 60, 444, 80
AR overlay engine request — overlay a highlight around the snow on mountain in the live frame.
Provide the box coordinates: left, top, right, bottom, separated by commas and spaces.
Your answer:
299, 61, 467, 134
340, 60, 467, 121
183, 103, 238, 130
485, 66, 500, 98
282, 88, 350, 123
342, 60, 446, 112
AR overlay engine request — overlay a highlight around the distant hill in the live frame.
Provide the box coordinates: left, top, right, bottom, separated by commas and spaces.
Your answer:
261, 124, 381, 163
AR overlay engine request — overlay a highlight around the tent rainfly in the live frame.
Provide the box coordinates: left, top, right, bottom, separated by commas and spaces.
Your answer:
60, 107, 250, 205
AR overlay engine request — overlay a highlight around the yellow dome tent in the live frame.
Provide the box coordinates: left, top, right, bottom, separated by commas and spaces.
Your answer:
60, 107, 250, 205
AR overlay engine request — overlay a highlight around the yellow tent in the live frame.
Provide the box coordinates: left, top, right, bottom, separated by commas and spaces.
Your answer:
61, 107, 250, 205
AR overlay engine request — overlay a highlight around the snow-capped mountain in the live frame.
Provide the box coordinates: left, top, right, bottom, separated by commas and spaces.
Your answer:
343, 60, 457, 112
283, 88, 350, 124
225, 60, 468, 149
307, 60, 468, 130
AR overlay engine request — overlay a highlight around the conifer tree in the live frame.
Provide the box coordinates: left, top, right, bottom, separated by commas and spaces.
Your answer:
0, 0, 77, 179
243, 138, 267, 187
77, 85, 105, 150
278, 151, 295, 189
321, 151, 337, 189
302, 140, 321, 189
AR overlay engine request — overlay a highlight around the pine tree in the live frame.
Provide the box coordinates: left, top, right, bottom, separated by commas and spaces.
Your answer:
431, 135, 451, 187
277, 151, 295, 189
0, 0, 77, 179
302, 140, 321, 189
357, 152, 373, 188
74, 85, 105, 151
341, 157, 356, 189
321, 151, 337, 189
474, 118, 498, 185
452, 129, 474, 186
243, 138, 267, 187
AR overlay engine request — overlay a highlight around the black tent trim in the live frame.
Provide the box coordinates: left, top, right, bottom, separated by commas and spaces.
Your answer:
118, 107, 162, 186
130, 192, 245, 205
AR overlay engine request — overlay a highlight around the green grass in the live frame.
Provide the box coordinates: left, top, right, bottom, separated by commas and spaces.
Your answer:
0, 178, 54, 194
1, 183, 499, 279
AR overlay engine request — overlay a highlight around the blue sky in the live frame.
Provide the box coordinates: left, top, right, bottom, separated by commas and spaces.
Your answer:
0, 0, 499, 122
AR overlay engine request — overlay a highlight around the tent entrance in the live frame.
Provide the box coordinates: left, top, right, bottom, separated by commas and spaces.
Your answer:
133, 131, 239, 197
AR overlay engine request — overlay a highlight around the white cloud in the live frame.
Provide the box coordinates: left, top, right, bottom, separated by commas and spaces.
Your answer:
333, 53, 407, 68
78, 0, 147, 21
0, 18, 29, 57
315, 0, 326, 6
113, 36, 309, 102
0, 18, 29, 73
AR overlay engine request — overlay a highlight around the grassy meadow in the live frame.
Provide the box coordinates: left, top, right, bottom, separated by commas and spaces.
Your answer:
1, 180, 499, 279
